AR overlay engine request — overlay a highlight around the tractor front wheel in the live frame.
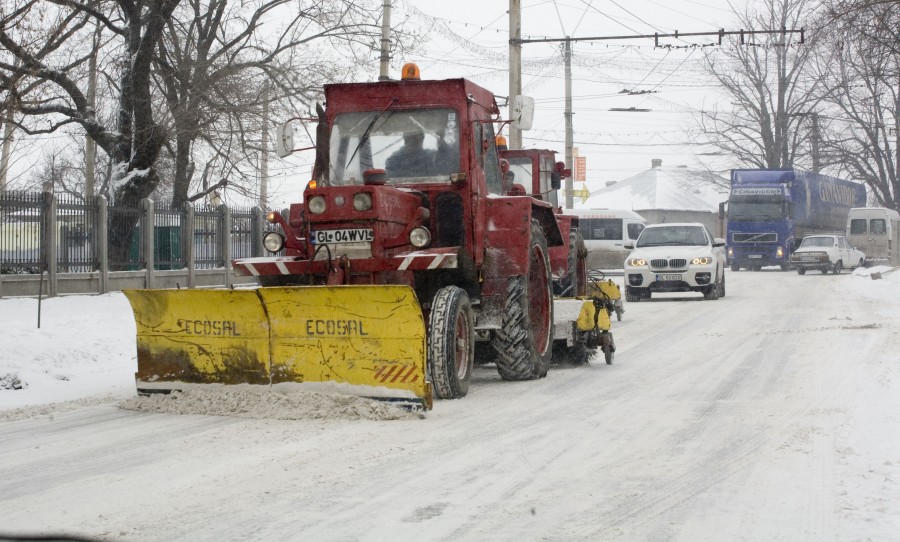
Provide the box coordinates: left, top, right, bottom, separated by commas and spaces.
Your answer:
428, 286, 474, 399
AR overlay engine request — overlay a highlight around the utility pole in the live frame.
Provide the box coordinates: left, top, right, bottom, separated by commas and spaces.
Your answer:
0, 109, 11, 194
564, 37, 573, 208
508, 0, 522, 149
378, 0, 392, 81
260, 84, 269, 208
84, 24, 101, 200
791, 111, 820, 173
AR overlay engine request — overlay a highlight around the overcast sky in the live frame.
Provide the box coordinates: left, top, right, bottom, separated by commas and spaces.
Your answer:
393, 0, 747, 191
265, 0, 767, 208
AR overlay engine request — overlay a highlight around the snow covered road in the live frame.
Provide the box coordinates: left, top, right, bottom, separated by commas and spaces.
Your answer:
1, 270, 898, 541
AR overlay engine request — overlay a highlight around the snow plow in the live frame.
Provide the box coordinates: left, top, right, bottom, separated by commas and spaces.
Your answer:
124, 63, 615, 409
124, 286, 431, 409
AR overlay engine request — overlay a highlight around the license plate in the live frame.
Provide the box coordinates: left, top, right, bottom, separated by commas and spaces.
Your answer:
311, 229, 373, 244
656, 274, 682, 281
748, 254, 762, 259
798, 255, 817, 261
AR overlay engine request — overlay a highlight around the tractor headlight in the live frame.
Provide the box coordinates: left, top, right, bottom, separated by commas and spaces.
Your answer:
626, 257, 647, 267
353, 192, 373, 211
308, 196, 326, 214
263, 232, 285, 253
692, 256, 712, 265
776, 246, 784, 257
409, 227, 431, 248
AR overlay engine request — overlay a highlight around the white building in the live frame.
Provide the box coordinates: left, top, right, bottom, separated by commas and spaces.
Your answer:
581, 159, 728, 236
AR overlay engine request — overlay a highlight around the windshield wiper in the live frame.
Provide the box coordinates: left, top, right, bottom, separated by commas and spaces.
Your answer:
345, 100, 396, 169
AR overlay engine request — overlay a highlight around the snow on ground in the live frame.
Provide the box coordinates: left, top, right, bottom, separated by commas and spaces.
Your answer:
1, 265, 898, 415
1, 266, 899, 542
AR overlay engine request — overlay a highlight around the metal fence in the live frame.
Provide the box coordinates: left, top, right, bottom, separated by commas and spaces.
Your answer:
0, 191, 281, 297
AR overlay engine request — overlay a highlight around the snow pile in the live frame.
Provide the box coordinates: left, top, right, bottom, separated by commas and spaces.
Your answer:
1, 373, 26, 390
119, 388, 421, 421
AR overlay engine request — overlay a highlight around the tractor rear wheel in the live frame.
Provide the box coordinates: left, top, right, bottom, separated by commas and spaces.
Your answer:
428, 286, 474, 399
494, 220, 554, 380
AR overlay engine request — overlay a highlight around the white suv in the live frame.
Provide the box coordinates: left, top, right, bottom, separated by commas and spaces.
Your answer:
624, 223, 727, 302
790, 234, 866, 275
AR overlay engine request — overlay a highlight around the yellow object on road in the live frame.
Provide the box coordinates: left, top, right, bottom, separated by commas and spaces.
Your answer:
587, 278, 621, 301
123, 286, 431, 410
575, 299, 611, 332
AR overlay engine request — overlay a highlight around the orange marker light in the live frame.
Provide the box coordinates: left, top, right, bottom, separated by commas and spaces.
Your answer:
306, 179, 318, 190
401, 63, 421, 81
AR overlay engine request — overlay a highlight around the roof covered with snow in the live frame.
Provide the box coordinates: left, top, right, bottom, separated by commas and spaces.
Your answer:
582, 162, 728, 212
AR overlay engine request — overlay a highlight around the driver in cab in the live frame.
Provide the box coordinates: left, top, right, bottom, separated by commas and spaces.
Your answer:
385, 127, 434, 177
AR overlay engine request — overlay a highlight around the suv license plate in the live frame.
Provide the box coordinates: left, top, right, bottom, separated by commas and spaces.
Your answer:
748, 254, 762, 259
312, 229, 373, 244
656, 274, 682, 281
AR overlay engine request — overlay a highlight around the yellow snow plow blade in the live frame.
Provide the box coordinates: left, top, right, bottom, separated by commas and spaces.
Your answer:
123, 286, 431, 410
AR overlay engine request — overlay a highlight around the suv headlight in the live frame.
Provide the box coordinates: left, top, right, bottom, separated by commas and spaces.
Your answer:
692, 256, 712, 265
626, 257, 647, 267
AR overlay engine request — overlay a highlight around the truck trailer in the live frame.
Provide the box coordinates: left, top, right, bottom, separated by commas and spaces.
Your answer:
724, 169, 866, 271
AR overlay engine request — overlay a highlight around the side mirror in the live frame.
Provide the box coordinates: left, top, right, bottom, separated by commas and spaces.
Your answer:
550, 172, 561, 190
275, 121, 295, 158
624, 241, 634, 249
718, 201, 726, 220
713, 237, 726, 247
510, 95, 535, 131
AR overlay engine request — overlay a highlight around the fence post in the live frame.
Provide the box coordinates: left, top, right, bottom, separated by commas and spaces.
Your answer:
96, 196, 109, 294
44, 191, 58, 297
219, 203, 232, 288
183, 201, 195, 289
251, 206, 265, 258
141, 198, 155, 289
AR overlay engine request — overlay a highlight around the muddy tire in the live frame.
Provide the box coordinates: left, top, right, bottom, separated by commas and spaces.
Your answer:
703, 274, 720, 300
833, 260, 843, 275
493, 220, 554, 380
602, 332, 615, 364
797, 268, 806, 275
428, 286, 474, 399
555, 229, 587, 297
718, 272, 726, 298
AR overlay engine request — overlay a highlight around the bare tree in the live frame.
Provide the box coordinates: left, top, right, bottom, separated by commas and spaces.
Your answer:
1, 0, 180, 263
816, 0, 899, 210
152, 0, 424, 209
698, 0, 821, 171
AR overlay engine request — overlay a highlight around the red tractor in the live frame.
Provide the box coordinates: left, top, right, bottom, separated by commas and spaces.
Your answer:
124, 64, 611, 410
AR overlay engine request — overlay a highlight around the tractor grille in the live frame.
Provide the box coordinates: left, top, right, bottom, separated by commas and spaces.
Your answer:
650, 258, 687, 269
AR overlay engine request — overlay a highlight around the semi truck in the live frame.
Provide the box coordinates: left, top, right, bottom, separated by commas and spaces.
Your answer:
122, 64, 616, 410
724, 169, 866, 271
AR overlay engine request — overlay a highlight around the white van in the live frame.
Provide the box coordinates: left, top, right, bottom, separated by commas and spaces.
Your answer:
846, 207, 900, 266
569, 209, 648, 270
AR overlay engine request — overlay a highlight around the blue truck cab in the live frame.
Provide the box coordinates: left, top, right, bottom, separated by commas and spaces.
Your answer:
724, 169, 866, 271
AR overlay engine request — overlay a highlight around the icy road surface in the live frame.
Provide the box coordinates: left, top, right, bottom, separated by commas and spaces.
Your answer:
1, 269, 899, 541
